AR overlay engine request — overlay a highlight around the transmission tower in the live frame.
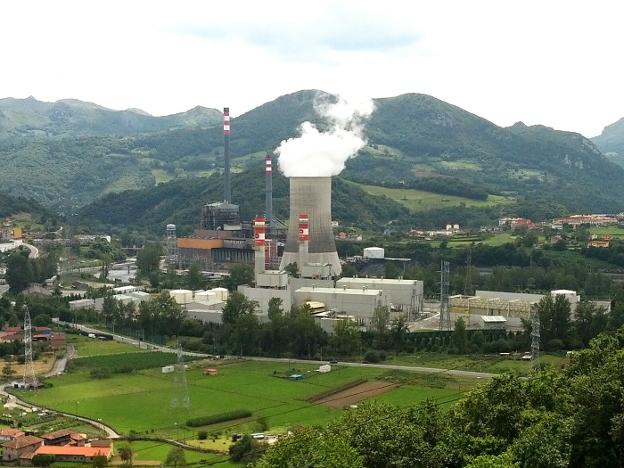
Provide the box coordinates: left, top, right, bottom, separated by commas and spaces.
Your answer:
165, 224, 178, 269
531, 309, 540, 370
439, 260, 451, 331
171, 344, 190, 409
23, 307, 38, 388
463, 247, 473, 296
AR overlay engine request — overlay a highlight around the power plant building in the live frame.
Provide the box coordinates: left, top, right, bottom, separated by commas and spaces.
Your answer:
294, 286, 383, 326
336, 277, 424, 319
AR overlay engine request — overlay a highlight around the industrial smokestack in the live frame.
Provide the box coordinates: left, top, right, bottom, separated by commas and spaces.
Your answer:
298, 213, 309, 267
223, 107, 231, 203
265, 154, 274, 235
280, 177, 341, 275
254, 216, 266, 279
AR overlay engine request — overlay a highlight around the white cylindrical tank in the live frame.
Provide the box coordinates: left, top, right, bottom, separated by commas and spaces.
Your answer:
551, 290, 579, 304
170, 289, 193, 304
211, 287, 229, 302
363, 247, 385, 259
195, 290, 219, 305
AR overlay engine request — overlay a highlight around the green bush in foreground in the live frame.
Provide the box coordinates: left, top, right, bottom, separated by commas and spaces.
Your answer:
186, 409, 252, 427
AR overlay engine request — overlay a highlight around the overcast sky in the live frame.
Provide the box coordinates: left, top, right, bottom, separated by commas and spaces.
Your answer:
2, 0, 623, 137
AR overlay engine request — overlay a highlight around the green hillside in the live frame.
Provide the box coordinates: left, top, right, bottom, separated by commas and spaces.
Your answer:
0, 96, 221, 138
593, 116, 624, 166
2, 90, 624, 217
77, 170, 410, 235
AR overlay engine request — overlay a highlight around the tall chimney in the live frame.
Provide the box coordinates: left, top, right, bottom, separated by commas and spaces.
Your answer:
298, 213, 309, 267
223, 107, 231, 203
265, 154, 274, 235
254, 216, 266, 279
280, 177, 341, 275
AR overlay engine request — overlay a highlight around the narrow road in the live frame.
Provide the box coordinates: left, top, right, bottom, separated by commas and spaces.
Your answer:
44, 344, 75, 378
22, 242, 39, 259
54, 320, 495, 379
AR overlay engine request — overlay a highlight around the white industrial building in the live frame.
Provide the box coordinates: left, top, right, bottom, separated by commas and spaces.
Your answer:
336, 277, 424, 319
294, 286, 383, 326
363, 247, 384, 260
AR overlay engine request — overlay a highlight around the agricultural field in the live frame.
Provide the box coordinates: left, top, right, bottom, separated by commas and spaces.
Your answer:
19, 359, 471, 442
385, 351, 567, 375
67, 333, 140, 357
590, 225, 624, 238
356, 183, 512, 212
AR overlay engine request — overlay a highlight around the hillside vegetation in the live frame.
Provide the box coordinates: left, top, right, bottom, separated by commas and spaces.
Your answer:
2, 90, 624, 216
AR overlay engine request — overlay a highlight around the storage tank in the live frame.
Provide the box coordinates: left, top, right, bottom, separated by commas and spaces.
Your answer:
169, 289, 193, 305
280, 177, 341, 275
211, 287, 229, 302
551, 289, 579, 304
195, 290, 219, 305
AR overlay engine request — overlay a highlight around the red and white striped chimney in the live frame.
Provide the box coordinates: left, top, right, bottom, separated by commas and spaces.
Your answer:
298, 213, 309, 267
254, 216, 266, 277
265, 154, 273, 235
223, 107, 231, 203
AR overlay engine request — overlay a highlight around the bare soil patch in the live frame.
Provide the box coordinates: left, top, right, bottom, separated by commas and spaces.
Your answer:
317, 380, 398, 409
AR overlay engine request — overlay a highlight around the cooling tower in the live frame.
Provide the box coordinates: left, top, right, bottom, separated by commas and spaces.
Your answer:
280, 177, 342, 275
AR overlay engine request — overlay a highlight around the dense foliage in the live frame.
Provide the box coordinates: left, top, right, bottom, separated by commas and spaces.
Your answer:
259, 326, 624, 467
185, 409, 252, 427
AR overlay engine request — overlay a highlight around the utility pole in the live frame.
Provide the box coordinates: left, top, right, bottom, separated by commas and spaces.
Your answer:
531, 308, 540, 370
23, 307, 37, 388
439, 260, 451, 331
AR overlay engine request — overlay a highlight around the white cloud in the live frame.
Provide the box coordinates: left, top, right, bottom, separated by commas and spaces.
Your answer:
1, 0, 623, 136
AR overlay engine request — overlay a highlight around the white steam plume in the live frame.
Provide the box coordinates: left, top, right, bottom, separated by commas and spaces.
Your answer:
276, 94, 374, 177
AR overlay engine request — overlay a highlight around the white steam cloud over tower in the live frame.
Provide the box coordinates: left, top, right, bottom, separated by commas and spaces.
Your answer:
277, 94, 374, 276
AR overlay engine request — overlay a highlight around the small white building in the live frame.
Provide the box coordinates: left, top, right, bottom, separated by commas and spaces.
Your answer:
363, 247, 384, 260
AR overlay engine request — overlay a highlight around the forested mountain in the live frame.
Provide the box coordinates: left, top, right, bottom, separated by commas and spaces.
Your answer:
0, 192, 50, 219
0, 96, 221, 138
77, 169, 409, 235
593, 116, 624, 167
2, 90, 624, 216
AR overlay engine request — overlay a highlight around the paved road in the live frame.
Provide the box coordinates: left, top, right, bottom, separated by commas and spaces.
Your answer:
22, 242, 39, 259
44, 344, 75, 378
55, 320, 496, 380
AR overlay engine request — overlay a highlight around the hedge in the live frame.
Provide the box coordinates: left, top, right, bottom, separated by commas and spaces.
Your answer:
186, 409, 252, 427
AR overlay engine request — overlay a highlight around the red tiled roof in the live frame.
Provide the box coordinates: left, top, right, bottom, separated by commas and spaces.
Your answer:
0, 428, 25, 438
41, 429, 73, 440
34, 445, 112, 458
2, 435, 43, 449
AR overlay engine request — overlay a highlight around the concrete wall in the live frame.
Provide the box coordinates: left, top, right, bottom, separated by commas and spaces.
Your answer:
238, 285, 293, 315
294, 287, 383, 325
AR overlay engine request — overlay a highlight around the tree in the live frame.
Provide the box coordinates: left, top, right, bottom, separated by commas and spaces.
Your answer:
136, 243, 162, 276
91, 455, 107, 468
164, 447, 186, 467
331, 319, 361, 357
390, 315, 409, 351
284, 262, 299, 278
371, 305, 390, 349
186, 262, 204, 291
225, 264, 254, 291
257, 427, 364, 468
222, 292, 257, 325
453, 317, 468, 353
118, 445, 133, 465
268, 297, 284, 321
33, 313, 51, 327
32, 454, 56, 467
229, 434, 263, 463
6, 251, 33, 293
2, 363, 16, 379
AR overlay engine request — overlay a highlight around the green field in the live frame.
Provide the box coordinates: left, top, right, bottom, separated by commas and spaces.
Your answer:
356, 183, 512, 212
590, 225, 624, 238
20, 360, 466, 439
386, 352, 567, 375
68, 334, 140, 357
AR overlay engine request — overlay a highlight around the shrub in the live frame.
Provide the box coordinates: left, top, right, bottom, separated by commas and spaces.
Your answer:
90, 369, 111, 379
364, 350, 380, 363
198, 430, 208, 440
186, 409, 252, 427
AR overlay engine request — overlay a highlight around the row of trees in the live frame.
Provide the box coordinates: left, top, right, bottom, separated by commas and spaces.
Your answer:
258, 325, 624, 467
